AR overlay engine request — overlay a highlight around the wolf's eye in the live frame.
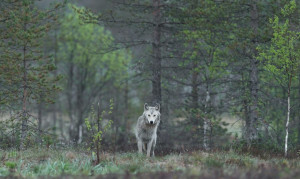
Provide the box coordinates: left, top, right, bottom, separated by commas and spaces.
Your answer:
148, 114, 150, 117
154, 115, 156, 117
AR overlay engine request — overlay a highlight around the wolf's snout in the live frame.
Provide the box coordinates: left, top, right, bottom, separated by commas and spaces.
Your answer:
150, 121, 153, 124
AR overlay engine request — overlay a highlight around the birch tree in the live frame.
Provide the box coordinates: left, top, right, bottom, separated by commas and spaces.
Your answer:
258, 0, 300, 157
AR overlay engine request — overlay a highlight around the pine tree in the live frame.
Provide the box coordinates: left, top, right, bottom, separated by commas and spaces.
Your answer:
171, 0, 230, 150
0, 0, 62, 149
227, 0, 283, 147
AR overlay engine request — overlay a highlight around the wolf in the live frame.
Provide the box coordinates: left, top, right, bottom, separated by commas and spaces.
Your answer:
135, 103, 161, 157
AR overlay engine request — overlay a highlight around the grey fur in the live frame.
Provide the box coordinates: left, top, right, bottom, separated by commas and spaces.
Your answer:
135, 103, 161, 157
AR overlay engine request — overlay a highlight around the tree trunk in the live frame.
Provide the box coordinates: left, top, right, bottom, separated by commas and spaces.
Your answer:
67, 62, 74, 141
285, 75, 293, 157
123, 79, 129, 150
59, 105, 65, 140
152, 0, 162, 106
52, 27, 58, 135
298, 71, 300, 145
96, 102, 101, 164
76, 91, 83, 144
53, 109, 57, 134
37, 103, 42, 145
191, 64, 199, 109
246, 0, 259, 146
76, 68, 87, 144
203, 90, 210, 151
285, 93, 290, 157
298, 74, 300, 145
20, 32, 28, 150
78, 125, 82, 144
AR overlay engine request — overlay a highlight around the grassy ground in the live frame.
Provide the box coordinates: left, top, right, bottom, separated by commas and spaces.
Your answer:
0, 149, 300, 178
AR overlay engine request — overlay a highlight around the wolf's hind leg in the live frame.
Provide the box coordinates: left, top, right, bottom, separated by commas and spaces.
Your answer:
137, 140, 143, 154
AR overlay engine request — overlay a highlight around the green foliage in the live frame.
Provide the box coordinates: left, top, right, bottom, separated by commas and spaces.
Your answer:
0, 0, 62, 106
258, 0, 300, 86
42, 134, 57, 148
175, 0, 231, 148
57, 4, 130, 143
5, 161, 17, 169
0, 0, 63, 149
59, 4, 130, 86
257, 0, 299, 156
85, 99, 114, 163
181, 0, 230, 78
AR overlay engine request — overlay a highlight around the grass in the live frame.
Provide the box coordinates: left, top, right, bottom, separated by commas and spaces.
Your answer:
0, 149, 300, 178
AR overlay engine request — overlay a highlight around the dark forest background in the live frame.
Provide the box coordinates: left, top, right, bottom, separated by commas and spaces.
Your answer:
0, 0, 299, 157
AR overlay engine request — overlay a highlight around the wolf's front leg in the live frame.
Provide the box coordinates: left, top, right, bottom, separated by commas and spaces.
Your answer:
151, 138, 156, 157
137, 140, 143, 154
146, 140, 153, 157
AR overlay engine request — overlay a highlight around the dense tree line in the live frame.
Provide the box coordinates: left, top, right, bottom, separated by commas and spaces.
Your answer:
0, 0, 299, 156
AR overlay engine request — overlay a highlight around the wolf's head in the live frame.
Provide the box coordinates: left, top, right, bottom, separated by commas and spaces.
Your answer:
143, 103, 160, 125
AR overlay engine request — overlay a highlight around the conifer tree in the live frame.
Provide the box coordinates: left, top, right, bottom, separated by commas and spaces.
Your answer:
0, 0, 62, 149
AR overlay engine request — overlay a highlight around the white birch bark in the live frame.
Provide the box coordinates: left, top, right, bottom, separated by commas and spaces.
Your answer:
285, 95, 290, 157
204, 91, 210, 151
77, 125, 82, 144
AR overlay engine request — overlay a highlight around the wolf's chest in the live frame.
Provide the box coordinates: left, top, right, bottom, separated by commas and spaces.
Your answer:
140, 126, 156, 140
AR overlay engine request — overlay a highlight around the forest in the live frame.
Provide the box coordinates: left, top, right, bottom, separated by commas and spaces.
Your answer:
0, 0, 299, 178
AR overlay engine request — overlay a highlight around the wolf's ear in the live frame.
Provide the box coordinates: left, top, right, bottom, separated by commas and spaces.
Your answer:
144, 103, 149, 111
155, 103, 160, 111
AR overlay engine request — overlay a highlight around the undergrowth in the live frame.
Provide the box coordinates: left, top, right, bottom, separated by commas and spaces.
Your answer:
0, 148, 300, 178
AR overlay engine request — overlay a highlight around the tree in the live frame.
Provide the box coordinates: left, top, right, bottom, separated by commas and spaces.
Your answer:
58, 4, 130, 143
85, 100, 113, 164
226, 0, 285, 147
174, 0, 230, 150
0, 0, 62, 149
258, 0, 300, 157
74, 0, 186, 108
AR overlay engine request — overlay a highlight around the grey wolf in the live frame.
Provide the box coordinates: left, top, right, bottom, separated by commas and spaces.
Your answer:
135, 103, 161, 157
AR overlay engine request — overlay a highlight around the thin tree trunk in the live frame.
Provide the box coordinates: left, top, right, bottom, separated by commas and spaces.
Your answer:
59, 105, 65, 140
76, 69, 87, 144
285, 93, 290, 157
37, 102, 42, 145
52, 27, 58, 134
204, 90, 210, 151
191, 63, 200, 145
298, 70, 300, 145
76, 96, 83, 144
123, 79, 129, 150
152, 0, 162, 105
115, 91, 120, 152
285, 75, 292, 157
191, 63, 199, 109
246, 0, 259, 146
96, 102, 101, 164
20, 31, 28, 150
78, 125, 82, 144
53, 110, 57, 133
67, 62, 74, 142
